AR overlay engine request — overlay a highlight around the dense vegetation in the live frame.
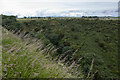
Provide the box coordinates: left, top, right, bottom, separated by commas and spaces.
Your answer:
2, 15, 119, 78
2, 25, 83, 78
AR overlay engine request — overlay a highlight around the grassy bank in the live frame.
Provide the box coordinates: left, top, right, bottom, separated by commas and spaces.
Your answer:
2, 15, 118, 78
2, 27, 83, 78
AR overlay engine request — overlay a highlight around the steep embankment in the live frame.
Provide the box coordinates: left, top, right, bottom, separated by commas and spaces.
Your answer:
2, 27, 83, 78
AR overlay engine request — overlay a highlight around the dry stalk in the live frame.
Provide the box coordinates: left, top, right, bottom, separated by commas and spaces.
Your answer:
6, 45, 16, 53
72, 48, 79, 56
87, 58, 94, 78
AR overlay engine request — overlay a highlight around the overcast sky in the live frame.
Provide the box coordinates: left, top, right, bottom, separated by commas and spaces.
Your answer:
0, 0, 119, 17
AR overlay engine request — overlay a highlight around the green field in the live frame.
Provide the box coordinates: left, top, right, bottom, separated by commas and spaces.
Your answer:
2, 15, 119, 78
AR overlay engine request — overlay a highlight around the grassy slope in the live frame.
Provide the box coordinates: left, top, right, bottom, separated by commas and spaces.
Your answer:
2, 15, 118, 78
16, 18, 118, 77
2, 27, 81, 78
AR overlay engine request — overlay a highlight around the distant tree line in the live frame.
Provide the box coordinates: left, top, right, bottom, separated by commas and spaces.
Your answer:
82, 16, 99, 18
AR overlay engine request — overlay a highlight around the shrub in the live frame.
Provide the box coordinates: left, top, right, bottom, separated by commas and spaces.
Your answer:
45, 33, 60, 45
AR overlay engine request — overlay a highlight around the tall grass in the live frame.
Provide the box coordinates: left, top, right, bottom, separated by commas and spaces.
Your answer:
2, 27, 84, 78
